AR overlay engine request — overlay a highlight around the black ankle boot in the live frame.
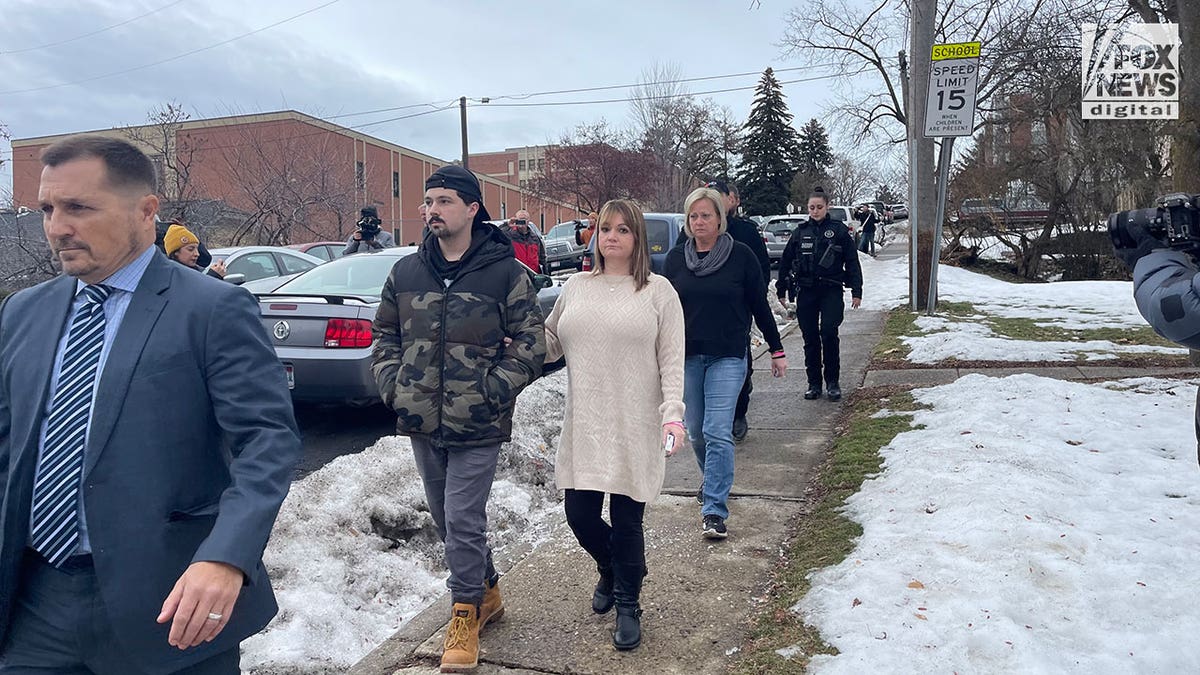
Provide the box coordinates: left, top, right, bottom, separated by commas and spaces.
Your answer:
804, 385, 822, 400
611, 560, 645, 650
613, 605, 642, 650
592, 566, 614, 614
826, 383, 842, 401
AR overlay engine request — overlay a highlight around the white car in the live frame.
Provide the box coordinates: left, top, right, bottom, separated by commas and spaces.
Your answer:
206, 246, 323, 285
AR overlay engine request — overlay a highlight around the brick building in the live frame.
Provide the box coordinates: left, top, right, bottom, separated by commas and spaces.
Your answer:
10, 111, 578, 245
469, 145, 549, 188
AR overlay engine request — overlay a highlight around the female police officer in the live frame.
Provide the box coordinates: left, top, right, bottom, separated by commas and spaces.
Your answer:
777, 186, 862, 401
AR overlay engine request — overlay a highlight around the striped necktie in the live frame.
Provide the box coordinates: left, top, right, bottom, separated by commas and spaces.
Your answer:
31, 284, 112, 566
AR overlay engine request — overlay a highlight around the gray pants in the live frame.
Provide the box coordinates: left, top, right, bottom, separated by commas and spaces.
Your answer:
410, 436, 500, 605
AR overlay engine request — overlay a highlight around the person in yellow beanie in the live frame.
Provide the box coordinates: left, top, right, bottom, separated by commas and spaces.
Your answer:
164, 222, 225, 279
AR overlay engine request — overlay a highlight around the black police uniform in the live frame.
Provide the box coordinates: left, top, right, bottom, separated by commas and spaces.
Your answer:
777, 216, 863, 395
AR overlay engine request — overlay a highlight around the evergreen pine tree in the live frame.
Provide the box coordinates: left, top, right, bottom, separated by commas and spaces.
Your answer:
737, 68, 800, 216
792, 118, 835, 202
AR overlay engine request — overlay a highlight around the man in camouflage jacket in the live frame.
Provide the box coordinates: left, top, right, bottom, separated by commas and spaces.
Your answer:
371, 165, 545, 671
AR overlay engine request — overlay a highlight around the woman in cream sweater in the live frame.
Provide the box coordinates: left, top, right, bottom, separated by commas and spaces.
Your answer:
544, 199, 686, 651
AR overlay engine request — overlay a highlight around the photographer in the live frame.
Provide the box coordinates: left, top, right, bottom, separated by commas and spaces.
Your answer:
343, 205, 395, 255
1113, 195, 1200, 460
505, 209, 547, 274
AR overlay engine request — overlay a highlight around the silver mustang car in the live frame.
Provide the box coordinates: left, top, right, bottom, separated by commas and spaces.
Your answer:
254, 247, 561, 406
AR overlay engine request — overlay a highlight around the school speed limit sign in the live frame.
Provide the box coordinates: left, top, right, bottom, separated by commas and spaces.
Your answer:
924, 41, 980, 137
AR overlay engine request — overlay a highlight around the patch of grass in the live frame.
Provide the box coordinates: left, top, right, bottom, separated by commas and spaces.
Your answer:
873, 303, 979, 365
873, 309, 919, 361
877, 301, 1179, 367
987, 316, 1178, 348
731, 391, 927, 674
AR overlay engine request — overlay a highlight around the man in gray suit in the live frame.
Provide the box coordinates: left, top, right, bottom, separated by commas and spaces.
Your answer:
0, 135, 302, 673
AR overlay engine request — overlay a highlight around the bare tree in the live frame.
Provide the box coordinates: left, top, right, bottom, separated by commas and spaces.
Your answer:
217, 124, 360, 246
781, 0, 1061, 146
124, 103, 208, 230
824, 154, 877, 205
947, 5, 1171, 280
628, 62, 734, 210
534, 121, 656, 213
0, 210, 56, 293
1126, 0, 1200, 190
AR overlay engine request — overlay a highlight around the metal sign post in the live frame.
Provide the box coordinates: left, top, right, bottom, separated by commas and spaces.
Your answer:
923, 41, 980, 314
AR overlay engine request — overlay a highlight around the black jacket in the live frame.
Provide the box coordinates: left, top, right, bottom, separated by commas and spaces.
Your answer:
663, 241, 783, 358
727, 215, 771, 282
777, 216, 863, 300
371, 222, 546, 449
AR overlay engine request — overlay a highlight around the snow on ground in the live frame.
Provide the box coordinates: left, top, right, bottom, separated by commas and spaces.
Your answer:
242, 372, 567, 673
798, 374, 1200, 673
857, 252, 1186, 362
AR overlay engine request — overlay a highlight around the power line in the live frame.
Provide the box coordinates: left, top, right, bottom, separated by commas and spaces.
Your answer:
0, 64, 863, 158
1, 0, 190, 55
325, 64, 835, 121
481, 65, 823, 102
479, 70, 868, 109
0, 0, 343, 95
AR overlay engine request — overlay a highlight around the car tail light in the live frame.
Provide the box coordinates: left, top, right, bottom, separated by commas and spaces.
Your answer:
581, 253, 592, 272
324, 319, 372, 348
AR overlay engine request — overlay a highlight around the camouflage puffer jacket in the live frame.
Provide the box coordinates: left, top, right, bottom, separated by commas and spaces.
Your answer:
371, 223, 546, 449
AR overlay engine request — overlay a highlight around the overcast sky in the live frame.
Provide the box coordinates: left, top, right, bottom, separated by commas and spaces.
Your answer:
1, 0, 897, 198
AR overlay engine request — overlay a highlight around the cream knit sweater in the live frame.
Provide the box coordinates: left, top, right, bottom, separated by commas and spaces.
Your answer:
545, 272, 686, 503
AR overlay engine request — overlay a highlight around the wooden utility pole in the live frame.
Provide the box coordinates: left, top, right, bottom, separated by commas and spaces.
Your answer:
909, 0, 937, 310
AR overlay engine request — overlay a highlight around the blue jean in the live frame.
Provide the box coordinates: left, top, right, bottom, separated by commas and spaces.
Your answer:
683, 354, 747, 520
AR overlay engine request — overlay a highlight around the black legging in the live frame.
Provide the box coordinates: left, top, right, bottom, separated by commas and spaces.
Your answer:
563, 489, 646, 581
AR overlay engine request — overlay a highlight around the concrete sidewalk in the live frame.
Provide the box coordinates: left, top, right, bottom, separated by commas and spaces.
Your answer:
350, 309, 886, 675
349, 239, 1199, 673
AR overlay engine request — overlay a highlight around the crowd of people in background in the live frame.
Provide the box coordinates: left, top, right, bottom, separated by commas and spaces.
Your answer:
2, 133, 871, 673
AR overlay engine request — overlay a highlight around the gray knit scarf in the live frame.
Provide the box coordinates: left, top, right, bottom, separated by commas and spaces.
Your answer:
684, 232, 734, 277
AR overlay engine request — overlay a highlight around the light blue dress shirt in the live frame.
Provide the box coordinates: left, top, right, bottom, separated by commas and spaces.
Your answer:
31, 244, 158, 554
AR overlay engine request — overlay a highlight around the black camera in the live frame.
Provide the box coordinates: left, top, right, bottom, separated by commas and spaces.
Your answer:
357, 215, 382, 240
1110, 192, 1200, 254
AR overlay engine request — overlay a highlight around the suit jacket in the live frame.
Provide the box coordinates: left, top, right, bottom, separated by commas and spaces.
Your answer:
0, 252, 302, 673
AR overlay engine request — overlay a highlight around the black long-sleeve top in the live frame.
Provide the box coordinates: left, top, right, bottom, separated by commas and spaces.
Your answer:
663, 241, 784, 358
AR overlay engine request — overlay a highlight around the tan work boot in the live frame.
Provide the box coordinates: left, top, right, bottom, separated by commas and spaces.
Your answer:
479, 576, 505, 630
440, 603, 480, 673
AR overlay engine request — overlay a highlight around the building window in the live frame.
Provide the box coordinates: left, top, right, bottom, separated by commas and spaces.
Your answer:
356, 161, 365, 189
392, 171, 400, 197
519, 160, 526, 171
537, 159, 544, 171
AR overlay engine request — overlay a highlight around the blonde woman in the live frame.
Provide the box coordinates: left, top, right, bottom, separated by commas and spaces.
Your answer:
544, 199, 685, 651
663, 187, 787, 540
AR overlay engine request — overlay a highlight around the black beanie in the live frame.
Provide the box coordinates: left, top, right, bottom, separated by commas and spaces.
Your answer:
425, 165, 492, 223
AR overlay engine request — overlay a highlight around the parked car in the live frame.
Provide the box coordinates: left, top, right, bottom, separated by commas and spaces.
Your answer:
889, 203, 909, 220
206, 246, 323, 285
253, 246, 561, 405
761, 215, 809, 265
864, 201, 888, 221
543, 220, 587, 272
579, 212, 686, 274
956, 197, 1049, 230
287, 241, 347, 262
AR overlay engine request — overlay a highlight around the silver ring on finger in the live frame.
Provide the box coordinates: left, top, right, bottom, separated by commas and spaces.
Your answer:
207, 612, 223, 621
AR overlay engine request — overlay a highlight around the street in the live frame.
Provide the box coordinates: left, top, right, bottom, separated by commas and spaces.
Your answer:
292, 402, 396, 478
